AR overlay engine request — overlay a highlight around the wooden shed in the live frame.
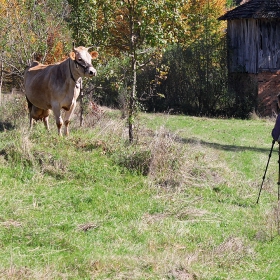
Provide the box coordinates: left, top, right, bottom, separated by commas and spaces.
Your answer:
219, 0, 280, 116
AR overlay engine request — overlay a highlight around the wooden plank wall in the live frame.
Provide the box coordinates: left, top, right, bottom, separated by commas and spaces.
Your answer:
259, 19, 280, 71
227, 19, 280, 73
227, 19, 259, 73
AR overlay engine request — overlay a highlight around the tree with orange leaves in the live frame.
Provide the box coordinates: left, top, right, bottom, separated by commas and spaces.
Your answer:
0, 0, 71, 91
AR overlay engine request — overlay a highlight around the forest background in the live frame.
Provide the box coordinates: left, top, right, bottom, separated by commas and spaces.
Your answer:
0, 0, 247, 132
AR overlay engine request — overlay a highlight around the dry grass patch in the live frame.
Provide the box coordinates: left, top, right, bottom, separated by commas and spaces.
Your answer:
0, 220, 22, 228
0, 267, 33, 280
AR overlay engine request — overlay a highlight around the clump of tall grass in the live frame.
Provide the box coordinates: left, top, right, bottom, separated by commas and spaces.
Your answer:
0, 131, 33, 167
0, 95, 34, 168
0, 93, 27, 130
147, 126, 183, 188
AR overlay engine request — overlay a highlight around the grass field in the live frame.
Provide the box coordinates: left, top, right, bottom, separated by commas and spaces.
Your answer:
0, 95, 280, 279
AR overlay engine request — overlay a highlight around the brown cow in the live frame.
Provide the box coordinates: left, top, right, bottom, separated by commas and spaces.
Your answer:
24, 46, 98, 136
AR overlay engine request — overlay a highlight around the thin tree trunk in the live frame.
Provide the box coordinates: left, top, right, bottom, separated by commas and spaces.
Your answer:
128, 2, 137, 143
128, 56, 137, 143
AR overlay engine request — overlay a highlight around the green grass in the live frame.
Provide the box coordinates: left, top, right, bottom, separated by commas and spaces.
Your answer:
0, 96, 280, 279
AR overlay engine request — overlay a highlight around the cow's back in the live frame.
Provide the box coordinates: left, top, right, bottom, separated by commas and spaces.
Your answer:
24, 61, 66, 110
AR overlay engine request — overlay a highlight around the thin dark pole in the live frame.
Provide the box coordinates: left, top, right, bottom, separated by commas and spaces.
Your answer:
256, 140, 275, 204
278, 143, 280, 235
277, 144, 280, 202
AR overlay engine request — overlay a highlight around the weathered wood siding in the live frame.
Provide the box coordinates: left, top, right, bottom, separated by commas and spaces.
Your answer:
258, 19, 280, 71
227, 19, 280, 73
227, 19, 259, 73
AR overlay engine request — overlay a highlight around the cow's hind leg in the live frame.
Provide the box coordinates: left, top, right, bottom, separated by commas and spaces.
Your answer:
41, 109, 51, 131
52, 105, 63, 136
43, 116, 50, 131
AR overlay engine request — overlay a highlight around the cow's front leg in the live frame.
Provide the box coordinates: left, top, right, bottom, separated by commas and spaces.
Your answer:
63, 101, 77, 136
52, 105, 63, 136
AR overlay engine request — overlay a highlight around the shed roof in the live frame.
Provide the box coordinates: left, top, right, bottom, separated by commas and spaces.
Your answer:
219, 0, 280, 20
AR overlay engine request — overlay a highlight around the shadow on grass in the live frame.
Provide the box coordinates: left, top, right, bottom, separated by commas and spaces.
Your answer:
178, 137, 276, 154
0, 121, 15, 132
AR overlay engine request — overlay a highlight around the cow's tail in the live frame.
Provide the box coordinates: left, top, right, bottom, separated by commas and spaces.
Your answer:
25, 96, 35, 129
25, 96, 33, 113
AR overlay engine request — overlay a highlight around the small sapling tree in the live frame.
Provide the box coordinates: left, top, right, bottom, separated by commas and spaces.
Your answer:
68, 0, 183, 142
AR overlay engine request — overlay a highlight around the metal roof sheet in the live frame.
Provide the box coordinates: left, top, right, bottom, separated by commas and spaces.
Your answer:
219, 0, 280, 20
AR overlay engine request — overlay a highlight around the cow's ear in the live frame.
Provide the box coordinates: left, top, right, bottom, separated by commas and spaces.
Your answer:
69, 51, 76, 60
90, 51, 99, 59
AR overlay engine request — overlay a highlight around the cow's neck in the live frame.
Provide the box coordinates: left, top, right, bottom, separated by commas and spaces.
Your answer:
68, 58, 82, 84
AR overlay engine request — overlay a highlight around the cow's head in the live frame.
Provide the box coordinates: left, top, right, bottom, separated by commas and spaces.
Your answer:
70, 46, 98, 77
